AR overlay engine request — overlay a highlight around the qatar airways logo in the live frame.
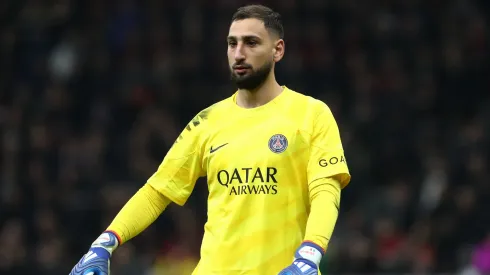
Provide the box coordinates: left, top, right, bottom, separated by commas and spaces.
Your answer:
217, 167, 278, 195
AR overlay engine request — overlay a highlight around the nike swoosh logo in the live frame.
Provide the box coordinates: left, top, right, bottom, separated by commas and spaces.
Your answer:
210, 143, 228, 153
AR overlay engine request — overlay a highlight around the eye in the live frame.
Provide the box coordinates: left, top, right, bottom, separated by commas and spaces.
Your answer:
228, 41, 237, 47
247, 40, 257, 47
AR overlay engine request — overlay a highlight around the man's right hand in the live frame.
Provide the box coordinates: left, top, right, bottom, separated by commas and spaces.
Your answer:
69, 231, 119, 275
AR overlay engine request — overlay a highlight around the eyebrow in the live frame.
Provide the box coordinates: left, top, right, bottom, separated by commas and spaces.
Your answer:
227, 35, 262, 41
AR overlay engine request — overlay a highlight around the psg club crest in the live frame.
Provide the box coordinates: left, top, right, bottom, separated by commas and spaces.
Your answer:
268, 134, 288, 153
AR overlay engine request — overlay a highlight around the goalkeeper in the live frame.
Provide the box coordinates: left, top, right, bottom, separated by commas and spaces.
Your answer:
70, 4, 351, 275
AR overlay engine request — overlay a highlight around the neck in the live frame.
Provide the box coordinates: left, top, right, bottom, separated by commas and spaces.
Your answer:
236, 74, 283, 108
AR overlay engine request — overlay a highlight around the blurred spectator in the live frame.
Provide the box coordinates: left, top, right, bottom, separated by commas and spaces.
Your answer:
0, 0, 489, 274
471, 233, 490, 274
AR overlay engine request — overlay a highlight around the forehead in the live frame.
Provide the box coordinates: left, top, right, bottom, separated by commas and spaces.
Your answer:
228, 18, 269, 39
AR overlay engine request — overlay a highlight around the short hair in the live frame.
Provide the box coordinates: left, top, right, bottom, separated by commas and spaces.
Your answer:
231, 5, 284, 39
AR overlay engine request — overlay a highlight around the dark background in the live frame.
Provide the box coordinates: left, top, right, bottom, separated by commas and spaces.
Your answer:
0, 0, 489, 274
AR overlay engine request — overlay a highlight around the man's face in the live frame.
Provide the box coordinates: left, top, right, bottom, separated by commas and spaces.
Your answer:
227, 18, 280, 90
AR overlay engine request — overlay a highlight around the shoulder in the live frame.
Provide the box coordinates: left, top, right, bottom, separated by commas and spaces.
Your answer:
174, 96, 233, 145
186, 95, 234, 132
285, 87, 333, 120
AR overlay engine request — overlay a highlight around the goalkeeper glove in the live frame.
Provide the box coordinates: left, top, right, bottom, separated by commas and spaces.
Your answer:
278, 242, 324, 275
69, 231, 119, 275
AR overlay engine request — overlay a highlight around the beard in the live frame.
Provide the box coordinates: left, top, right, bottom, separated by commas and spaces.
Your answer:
230, 60, 273, 90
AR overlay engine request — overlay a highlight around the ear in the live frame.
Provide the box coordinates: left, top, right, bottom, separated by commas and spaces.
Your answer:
273, 39, 285, 62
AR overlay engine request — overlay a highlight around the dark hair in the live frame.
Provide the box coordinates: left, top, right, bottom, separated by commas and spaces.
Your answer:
231, 5, 284, 39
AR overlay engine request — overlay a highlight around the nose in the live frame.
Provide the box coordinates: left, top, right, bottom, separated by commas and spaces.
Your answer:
234, 43, 246, 62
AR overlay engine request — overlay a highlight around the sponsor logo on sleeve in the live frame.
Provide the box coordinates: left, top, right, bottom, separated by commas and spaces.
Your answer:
318, 155, 346, 167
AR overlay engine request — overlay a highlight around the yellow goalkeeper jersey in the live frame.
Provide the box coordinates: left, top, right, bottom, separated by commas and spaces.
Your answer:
147, 86, 350, 274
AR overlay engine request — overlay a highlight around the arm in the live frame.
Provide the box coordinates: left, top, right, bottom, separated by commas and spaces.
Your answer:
106, 184, 172, 245
304, 176, 341, 253
70, 112, 208, 275
280, 103, 350, 275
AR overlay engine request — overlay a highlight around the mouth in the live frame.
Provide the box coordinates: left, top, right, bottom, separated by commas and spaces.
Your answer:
233, 66, 250, 75
234, 68, 248, 74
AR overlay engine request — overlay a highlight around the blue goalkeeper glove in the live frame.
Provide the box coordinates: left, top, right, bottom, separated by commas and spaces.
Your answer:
278, 242, 324, 275
69, 231, 119, 275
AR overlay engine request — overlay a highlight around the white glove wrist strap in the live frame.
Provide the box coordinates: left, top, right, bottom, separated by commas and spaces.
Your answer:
91, 232, 119, 254
296, 245, 323, 266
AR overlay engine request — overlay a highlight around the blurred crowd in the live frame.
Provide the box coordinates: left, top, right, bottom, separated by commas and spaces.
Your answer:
0, 0, 489, 274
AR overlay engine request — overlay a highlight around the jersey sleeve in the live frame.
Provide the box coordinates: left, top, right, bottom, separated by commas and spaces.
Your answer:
307, 103, 351, 188
146, 114, 207, 206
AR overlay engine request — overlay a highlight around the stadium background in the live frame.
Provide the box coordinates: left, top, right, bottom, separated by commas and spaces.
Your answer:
0, 0, 489, 274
